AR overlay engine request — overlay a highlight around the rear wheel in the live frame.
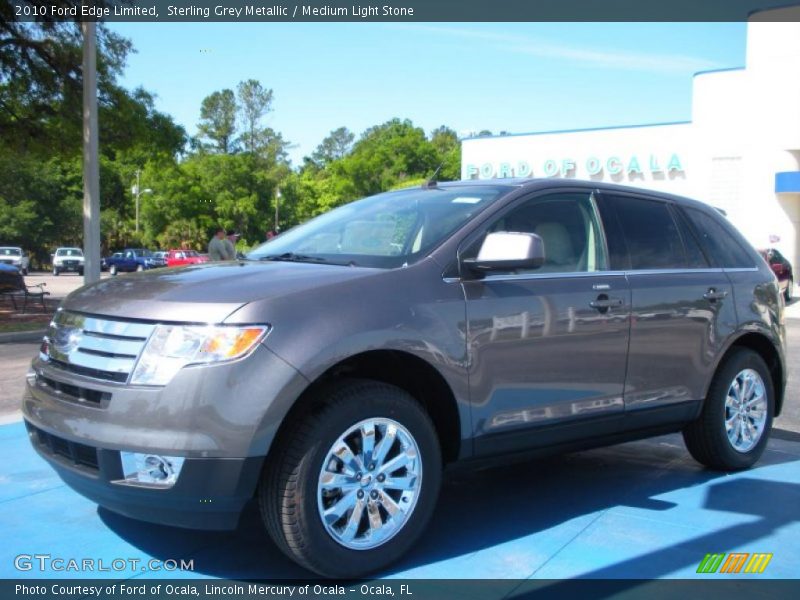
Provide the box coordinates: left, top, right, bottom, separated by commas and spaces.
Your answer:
785, 277, 793, 302
259, 379, 441, 578
683, 348, 773, 471
77, 268, 84, 276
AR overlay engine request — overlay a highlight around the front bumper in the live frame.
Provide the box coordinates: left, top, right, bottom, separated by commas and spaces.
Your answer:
55, 262, 83, 271
21, 343, 310, 529
25, 420, 261, 529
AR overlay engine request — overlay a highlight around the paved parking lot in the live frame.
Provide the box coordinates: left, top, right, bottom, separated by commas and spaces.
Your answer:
0, 423, 797, 581
24, 271, 110, 301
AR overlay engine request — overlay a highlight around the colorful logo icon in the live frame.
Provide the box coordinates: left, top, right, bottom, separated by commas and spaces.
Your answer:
697, 553, 773, 574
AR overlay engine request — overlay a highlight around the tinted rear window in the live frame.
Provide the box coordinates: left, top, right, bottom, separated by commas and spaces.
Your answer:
682, 207, 755, 268
606, 195, 691, 270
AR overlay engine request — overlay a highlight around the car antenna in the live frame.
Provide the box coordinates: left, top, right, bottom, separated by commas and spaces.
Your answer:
423, 163, 443, 188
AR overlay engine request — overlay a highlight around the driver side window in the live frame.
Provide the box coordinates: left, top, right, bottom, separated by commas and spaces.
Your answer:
481, 192, 607, 274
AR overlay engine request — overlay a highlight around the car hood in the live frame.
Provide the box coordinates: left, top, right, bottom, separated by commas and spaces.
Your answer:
61, 260, 382, 323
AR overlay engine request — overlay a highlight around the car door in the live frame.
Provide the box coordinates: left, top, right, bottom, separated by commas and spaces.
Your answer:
121, 250, 135, 271
595, 193, 737, 416
463, 190, 632, 456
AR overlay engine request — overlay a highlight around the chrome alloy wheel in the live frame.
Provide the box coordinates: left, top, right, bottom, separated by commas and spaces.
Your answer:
725, 368, 768, 453
317, 418, 422, 550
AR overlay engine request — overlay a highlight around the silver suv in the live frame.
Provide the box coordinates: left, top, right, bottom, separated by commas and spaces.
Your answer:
22, 180, 787, 577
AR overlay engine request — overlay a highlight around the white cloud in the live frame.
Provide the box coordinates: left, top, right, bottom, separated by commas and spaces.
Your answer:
390, 24, 721, 74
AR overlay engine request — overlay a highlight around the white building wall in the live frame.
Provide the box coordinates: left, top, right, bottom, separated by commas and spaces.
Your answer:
461, 8, 800, 268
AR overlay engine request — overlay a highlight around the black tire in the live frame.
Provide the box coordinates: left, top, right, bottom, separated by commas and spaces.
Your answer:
78, 269, 84, 276
52, 268, 59, 276
683, 348, 773, 471
21, 268, 27, 276
259, 379, 442, 578
785, 278, 793, 302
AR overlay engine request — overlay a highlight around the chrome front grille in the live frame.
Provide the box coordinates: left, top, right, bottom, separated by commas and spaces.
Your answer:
46, 311, 155, 383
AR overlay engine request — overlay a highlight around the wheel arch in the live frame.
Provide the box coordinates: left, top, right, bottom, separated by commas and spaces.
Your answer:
270, 349, 463, 466
714, 331, 785, 416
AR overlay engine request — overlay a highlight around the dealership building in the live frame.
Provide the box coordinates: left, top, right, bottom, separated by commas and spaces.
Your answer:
461, 7, 800, 269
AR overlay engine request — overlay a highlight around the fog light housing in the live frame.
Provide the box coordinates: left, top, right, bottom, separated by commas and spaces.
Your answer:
116, 452, 185, 488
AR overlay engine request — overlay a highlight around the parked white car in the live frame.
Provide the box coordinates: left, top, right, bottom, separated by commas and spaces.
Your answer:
52, 247, 84, 276
0, 246, 30, 275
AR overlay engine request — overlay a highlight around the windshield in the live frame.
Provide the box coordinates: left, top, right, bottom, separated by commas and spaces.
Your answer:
0, 248, 21, 256
56, 248, 83, 257
247, 185, 508, 268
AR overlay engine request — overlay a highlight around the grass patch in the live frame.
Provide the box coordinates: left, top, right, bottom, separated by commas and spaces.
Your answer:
0, 321, 49, 334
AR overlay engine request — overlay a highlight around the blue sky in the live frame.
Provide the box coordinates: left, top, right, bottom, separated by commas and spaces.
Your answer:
110, 22, 746, 164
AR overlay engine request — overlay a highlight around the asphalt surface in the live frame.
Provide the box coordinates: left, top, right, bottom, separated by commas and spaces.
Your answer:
24, 270, 110, 300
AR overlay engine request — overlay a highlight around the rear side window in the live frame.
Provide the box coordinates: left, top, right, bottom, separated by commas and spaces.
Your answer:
605, 195, 692, 270
682, 207, 755, 268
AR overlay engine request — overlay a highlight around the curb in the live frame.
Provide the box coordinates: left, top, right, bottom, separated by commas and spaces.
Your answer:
0, 330, 46, 344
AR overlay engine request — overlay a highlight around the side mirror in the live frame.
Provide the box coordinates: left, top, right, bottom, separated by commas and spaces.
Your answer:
463, 232, 545, 274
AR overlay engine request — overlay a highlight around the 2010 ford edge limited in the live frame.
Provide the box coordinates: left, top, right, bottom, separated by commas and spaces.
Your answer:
22, 180, 787, 577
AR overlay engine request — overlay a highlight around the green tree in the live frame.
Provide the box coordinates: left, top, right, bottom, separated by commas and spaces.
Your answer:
310, 127, 354, 166
237, 79, 274, 153
198, 89, 237, 153
430, 125, 461, 181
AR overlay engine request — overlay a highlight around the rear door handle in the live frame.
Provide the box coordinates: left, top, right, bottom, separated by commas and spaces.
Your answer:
703, 288, 729, 301
590, 295, 624, 311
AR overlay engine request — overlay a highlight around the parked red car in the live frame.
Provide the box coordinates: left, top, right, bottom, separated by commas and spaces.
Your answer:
165, 249, 209, 267
759, 248, 794, 301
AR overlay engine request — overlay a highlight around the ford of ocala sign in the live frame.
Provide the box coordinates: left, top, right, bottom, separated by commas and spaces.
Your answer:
464, 154, 684, 180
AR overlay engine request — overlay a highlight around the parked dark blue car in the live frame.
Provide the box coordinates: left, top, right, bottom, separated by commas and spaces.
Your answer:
104, 248, 158, 275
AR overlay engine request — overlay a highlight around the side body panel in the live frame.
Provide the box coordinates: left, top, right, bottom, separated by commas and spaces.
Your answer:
623, 270, 737, 410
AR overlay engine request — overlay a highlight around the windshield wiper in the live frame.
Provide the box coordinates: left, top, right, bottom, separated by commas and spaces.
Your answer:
258, 252, 328, 263
256, 252, 358, 267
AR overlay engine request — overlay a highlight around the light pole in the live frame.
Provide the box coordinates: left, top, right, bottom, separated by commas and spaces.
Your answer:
81, 19, 100, 284
274, 187, 281, 232
132, 169, 152, 233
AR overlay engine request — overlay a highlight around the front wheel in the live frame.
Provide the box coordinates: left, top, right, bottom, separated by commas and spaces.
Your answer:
683, 348, 773, 471
259, 380, 442, 578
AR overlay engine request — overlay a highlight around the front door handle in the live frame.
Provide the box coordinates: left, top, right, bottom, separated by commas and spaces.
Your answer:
590, 294, 624, 312
703, 288, 729, 301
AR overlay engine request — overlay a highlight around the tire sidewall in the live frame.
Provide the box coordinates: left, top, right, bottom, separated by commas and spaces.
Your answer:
706, 350, 774, 469
285, 384, 441, 577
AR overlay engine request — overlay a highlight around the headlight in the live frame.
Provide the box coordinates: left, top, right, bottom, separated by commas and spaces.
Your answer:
130, 324, 269, 386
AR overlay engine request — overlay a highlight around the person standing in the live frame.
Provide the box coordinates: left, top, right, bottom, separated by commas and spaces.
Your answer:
225, 230, 239, 259
208, 227, 230, 261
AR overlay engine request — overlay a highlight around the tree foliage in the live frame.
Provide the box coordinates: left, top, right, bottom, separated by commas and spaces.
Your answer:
197, 89, 237, 154
1, 13, 464, 262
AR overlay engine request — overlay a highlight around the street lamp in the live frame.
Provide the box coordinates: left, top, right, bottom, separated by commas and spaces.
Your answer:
274, 187, 281, 232
132, 169, 152, 233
